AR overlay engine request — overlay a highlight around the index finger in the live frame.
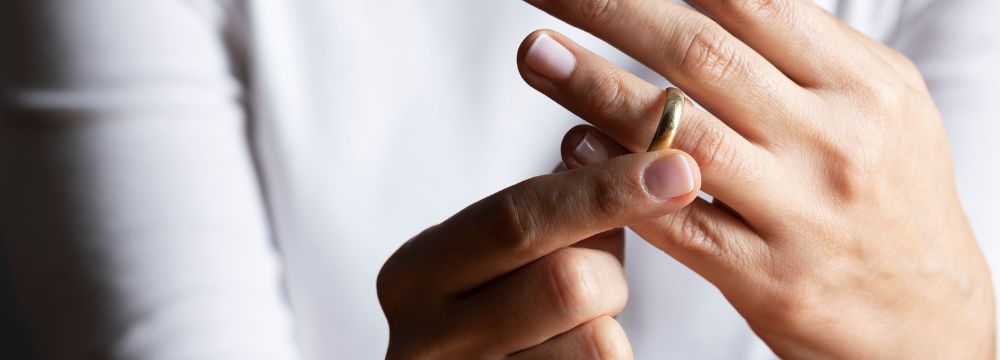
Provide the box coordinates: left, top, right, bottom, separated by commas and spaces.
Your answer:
380, 150, 701, 298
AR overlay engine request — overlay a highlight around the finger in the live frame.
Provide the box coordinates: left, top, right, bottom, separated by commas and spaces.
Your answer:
561, 135, 628, 263
378, 149, 702, 302
573, 228, 625, 264
556, 127, 772, 312
559, 126, 771, 299
539, 50, 785, 222
712, 197, 745, 223
449, 248, 629, 357
510, 316, 632, 360
561, 125, 773, 295
560, 123, 630, 170
521, 1, 811, 138
559, 135, 628, 262
629, 198, 770, 306
685, 0, 897, 88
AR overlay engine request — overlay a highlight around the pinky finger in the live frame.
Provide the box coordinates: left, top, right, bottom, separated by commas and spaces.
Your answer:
509, 316, 633, 360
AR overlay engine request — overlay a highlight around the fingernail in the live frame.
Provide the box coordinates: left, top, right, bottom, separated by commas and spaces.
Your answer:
573, 132, 609, 165
643, 155, 695, 200
525, 34, 576, 80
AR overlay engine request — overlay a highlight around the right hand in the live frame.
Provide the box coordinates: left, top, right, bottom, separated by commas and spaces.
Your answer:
376, 129, 702, 359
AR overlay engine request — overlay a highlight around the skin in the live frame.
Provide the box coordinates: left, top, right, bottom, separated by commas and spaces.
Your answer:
378, 0, 996, 358
378, 148, 702, 359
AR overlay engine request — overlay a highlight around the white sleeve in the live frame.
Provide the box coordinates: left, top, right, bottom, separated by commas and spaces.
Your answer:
889, 0, 1000, 302
0, 1, 298, 359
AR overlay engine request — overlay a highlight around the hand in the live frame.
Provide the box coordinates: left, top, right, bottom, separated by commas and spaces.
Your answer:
377, 143, 702, 359
518, 0, 995, 358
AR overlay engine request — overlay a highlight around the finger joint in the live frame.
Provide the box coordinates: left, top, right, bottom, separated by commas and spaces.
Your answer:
583, 169, 634, 225
587, 70, 635, 123
546, 249, 602, 322
578, 0, 620, 24
684, 118, 746, 180
721, 0, 787, 21
679, 24, 744, 83
497, 184, 544, 257
665, 204, 725, 257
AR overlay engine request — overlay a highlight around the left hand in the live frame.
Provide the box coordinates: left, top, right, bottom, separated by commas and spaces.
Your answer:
517, 0, 995, 358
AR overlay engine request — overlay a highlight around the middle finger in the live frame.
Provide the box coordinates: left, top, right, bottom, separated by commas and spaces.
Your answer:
524, 0, 812, 141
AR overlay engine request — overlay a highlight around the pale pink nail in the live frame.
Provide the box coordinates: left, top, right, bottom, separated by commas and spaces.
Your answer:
643, 155, 695, 200
573, 132, 609, 165
525, 34, 577, 80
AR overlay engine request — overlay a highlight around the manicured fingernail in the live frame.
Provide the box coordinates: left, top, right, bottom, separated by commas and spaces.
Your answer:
573, 132, 609, 165
525, 34, 576, 80
643, 155, 695, 200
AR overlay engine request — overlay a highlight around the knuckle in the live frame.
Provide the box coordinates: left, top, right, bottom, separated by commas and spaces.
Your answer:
662, 205, 725, 257
721, 0, 787, 20
880, 47, 925, 84
848, 78, 908, 119
375, 267, 394, 304
864, 82, 906, 113
376, 253, 408, 317
822, 144, 881, 203
584, 317, 631, 360
803, 114, 879, 202
377, 230, 437, 321
899, 62, 928, 90
892, 53, 921, 77
682, 118, 746, 179
544, 249, 603, 321
587, 70, 635, 122
578, 0, 620, 24
584, 169, 633, 223
812, 90, 905, 204
496, 183, 544, 256
679, 24, 743, 82
759, 280, 823, 332
375, 274, 399, 317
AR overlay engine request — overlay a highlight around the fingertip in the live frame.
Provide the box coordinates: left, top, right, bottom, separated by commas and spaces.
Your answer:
672, 149, 703, 200
518, 29, 578, 82
560, 125, 590, 170
587, 316, 633, 359
560, 125, 630, 169
517, 29, 553, 62
641, 150, 702, 204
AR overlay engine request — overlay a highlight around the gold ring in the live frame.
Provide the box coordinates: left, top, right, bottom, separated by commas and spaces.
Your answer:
647, 87, 685, 152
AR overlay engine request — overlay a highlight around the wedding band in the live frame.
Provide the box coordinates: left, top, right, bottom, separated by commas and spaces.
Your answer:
647, 87, 685, 152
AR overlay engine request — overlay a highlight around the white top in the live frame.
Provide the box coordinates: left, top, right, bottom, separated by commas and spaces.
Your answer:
1, 0, 997, 359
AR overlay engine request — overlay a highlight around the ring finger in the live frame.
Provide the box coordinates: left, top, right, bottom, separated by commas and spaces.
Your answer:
518, 30, 785, 220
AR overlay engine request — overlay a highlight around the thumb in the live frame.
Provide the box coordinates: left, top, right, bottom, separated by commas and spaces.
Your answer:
560, 125, 633, 263
561, 125, 767, 302
560, 125, 698, 265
